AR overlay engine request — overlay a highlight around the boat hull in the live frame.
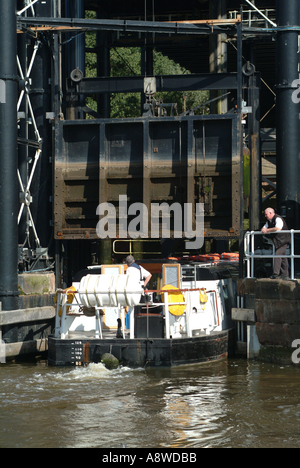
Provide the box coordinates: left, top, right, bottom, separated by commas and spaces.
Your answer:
48, 329, 234, 367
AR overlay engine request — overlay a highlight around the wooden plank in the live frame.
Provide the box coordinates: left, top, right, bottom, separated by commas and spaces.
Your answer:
0, 306, 55, 326
232, 307, 256, 323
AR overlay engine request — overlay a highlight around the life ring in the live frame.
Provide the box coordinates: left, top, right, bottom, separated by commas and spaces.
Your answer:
197, 254, 220, 262
162, 284, 185, 316
189, 255, 200, 261
58, 286, 76, 317
221, 253, 239, 261
199, 288, 208, 310
205, 254, 221, 261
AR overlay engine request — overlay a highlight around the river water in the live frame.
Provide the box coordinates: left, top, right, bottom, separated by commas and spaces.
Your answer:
1, 358, 300, 448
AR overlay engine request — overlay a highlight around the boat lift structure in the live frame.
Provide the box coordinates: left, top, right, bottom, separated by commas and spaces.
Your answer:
0, 0, 299, 362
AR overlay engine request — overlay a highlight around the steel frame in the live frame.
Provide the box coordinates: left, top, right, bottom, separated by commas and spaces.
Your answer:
17, 15, 240, 36
17, 1, 42, 249
67, 73, 259, 96
18, 6, 248, 246
17, 0, 39, 17
13, 2, 265, 282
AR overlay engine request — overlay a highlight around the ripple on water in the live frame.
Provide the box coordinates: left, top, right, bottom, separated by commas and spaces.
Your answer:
1, 360, 300, 448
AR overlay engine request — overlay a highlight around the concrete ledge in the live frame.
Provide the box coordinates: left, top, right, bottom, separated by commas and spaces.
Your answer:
0, 306, 55, 326
5, 338, 48, 359
18, 273, 55, 296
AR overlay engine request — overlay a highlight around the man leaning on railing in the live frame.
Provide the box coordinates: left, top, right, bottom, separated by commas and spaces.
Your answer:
261, 207, 291, 279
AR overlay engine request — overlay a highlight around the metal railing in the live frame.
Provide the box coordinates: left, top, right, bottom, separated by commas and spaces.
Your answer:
229, 8, 276, 28
244, 230, 300, 280
55, 286, 219, 341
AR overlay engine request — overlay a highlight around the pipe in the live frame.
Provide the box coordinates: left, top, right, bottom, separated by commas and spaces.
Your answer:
0, 0, 19, 310
276, 0, 300, 228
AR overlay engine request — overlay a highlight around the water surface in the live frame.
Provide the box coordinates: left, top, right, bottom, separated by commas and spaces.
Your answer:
1, 359, 300, 448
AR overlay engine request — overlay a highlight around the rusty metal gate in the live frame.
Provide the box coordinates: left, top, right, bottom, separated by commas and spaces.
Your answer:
54, 113, 241, 241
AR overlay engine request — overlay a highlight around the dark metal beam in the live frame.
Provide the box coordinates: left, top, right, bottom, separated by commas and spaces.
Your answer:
17, 16, 280, 38
248, 81, 261, 232
236, 19, 244, 278
276, 0, 300, 228
0, 0, 19, 310
18, 15, 238, 36
67, 73, 260, 95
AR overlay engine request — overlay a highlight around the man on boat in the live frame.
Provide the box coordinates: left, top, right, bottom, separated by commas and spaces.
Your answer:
125, 255, 152, 290
261, 207, 291, 279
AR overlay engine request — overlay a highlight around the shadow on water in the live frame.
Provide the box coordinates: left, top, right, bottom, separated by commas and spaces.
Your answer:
1, 358, 300, 448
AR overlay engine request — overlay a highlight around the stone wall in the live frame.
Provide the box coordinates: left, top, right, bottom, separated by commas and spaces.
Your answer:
18, 273, 55, 296
238, 278, 300, 364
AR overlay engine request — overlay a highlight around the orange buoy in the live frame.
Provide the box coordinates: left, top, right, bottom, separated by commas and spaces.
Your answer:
196, 254, 220, 262
221, 253, 239, 261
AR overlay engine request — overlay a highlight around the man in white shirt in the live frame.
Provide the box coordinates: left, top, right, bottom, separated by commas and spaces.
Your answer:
261, 207, 291, 279
125, 255, 152, 289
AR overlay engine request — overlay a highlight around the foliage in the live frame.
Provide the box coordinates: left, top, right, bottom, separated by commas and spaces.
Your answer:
85, 11, 209, 118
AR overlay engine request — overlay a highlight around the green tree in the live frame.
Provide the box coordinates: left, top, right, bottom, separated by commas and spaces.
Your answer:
85, 17, 209, 118
110, 48, 141, 118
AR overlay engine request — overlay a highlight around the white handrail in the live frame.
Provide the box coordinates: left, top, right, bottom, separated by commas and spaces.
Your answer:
244, 229, 300, 280
244, 0, 277, 28
55, 289, 188, 340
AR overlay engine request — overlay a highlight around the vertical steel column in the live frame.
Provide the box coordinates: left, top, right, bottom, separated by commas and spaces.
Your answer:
248, 74, 261, 232
276, 0, 300, 228
17, 28, 28, 246
237, 17, 244, 278
0, 0, 19, 310
65, 0, 85, 119
209, 0, 228, 114
29, 0, 53, 249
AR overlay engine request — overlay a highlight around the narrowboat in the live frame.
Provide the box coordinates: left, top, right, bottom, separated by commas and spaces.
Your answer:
48, 258, 238, 367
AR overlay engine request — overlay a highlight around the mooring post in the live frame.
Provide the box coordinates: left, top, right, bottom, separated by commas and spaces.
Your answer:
0, 0, 19, 311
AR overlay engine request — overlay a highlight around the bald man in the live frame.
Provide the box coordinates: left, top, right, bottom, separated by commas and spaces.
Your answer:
261, 208, 291, 279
